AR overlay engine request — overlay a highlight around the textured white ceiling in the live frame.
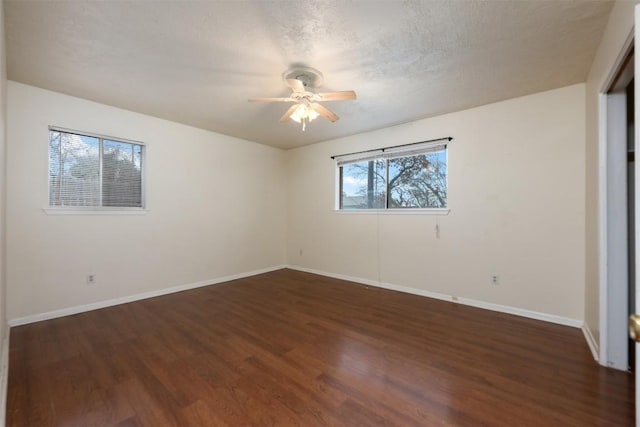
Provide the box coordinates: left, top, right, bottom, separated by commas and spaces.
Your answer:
5, 0, 613, 149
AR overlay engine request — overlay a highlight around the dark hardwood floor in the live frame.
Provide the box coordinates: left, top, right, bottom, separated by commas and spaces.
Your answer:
6, 269, 634, 426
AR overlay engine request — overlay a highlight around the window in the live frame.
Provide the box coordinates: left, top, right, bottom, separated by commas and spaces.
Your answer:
336, 140, 448, 210
48, 128, 144, 209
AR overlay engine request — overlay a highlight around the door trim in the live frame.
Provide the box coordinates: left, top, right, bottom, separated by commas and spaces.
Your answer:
598, 28, 635, 367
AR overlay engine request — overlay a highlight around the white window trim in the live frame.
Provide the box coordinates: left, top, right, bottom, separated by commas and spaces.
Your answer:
43, 207, 148, 215
48, 126, 147, 211
332, 208, 450, 215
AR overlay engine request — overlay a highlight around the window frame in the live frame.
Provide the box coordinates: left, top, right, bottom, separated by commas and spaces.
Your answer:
334, 140, 450, 214
46, 126, 147, 213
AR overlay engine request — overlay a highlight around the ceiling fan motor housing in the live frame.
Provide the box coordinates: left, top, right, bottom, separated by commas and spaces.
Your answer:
283, 66, 324, 88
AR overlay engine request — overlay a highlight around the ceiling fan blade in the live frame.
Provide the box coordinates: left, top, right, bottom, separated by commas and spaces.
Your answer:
318, 91, 357, 101
248, 97, 294, 102
280, 104, 299, 123
311, 103, 339, 123
286, 79, 306, 93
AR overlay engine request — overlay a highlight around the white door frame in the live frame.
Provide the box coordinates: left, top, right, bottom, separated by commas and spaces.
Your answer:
598, 28, 635, 369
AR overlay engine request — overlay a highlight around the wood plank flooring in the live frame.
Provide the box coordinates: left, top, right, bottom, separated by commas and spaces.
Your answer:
6, 269, 634, 426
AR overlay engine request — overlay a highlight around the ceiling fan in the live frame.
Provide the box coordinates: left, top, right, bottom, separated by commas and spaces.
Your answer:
249, 67, 356, 131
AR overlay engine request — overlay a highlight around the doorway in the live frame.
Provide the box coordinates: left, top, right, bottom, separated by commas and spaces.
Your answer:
602, 48, 635, 371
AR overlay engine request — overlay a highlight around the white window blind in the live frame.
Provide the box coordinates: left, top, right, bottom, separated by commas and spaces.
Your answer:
335, 150, 384, 167
383, 141, 447, 159
48, 128, 145, 209
333, 139, 449, 166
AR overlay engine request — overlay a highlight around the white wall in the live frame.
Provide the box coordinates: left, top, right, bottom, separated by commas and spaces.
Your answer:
6, 82, 286, 321
287, 84, 586, 322
584, 0, 639, 352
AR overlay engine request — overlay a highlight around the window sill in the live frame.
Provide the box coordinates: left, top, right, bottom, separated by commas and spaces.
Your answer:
43, 208, 148, 215
333, 208, 450, 215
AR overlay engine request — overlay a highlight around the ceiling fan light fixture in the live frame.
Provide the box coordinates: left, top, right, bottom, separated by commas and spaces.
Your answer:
290, 104, 319, 129
308, 107, 319, 121
290, 104, 306, 123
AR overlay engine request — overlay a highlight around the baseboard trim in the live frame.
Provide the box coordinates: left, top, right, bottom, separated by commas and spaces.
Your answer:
8, 265, 286, 327
582, 323, 600, 363
9, 264, 585, 330
286, 265, 583, 328
0, 325, 9, 427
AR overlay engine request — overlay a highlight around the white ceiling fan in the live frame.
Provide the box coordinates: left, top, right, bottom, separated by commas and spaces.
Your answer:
249, 67, 356, 131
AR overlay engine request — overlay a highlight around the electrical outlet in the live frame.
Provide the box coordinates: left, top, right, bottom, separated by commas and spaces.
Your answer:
87, 274, 96, 285
299, 249, 303, 256
491, 275, 499, 285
